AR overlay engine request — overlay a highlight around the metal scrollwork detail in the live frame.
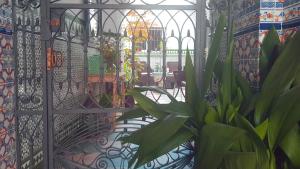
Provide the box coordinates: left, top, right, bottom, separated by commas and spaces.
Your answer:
17, 0, 40, 10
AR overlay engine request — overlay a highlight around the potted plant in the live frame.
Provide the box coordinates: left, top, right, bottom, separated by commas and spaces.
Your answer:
99, 37, 118, 74
123, 48, 145, 107
118, 14, 300, 169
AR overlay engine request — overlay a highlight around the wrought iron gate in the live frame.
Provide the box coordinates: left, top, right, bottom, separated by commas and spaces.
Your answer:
13, 0, 207, 168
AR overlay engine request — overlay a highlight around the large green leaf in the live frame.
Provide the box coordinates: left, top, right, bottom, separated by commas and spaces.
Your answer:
219, 40, 234, 121
261, 27, 280, 60
157, 101, 192, 117
259, 50, 269, 85
203, 15, 225, 94
197, 123, 245, 169
229, 88, 243, 122
255, 119, 269, 140
126, 115, 189, 168
127, 89, 167, 119
268, 86, 300, 149
280, 125, 300, 168
259, 28, 281, 84
134, 86, 177, 103
131, 128, 193, 168
120, 120, 162, 145
185, 48, 199, 109
294, 68, 300, 86
235, 115, 269, 168
239, 93, 259, 116
255, 32, 300, 124
117, 107, 149, 121
213, 59, 223, 81
223, 152, 257, 169
205, 106, 219, 124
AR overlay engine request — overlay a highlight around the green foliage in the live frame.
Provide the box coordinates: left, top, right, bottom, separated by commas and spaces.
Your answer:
280, 126, 300, 168
223, 152, 257, 169
255, 31, 300, 124
268, 86, 300, 149
202, 14, 226, 95
118, 18, 300, 169
197, 123, 246, 169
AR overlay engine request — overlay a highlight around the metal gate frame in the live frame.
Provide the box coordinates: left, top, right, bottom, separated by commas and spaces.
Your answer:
14, 0, 208, 168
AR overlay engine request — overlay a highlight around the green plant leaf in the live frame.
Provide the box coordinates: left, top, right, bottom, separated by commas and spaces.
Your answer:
261, 27, 280, 60
134, 86, 177, 103
227, 91, 242, 123
222, 40, 234, 104
235, 115, 269, 168
255, 32, 300, 124
255, 119, 269, 140
231, 87, 243, 115
268, 86, 300, 149
117, 107, 149, 121
185, 48, 199, 109
205, 106, 219, 124
219, 40, 234, 121
223, 152, 257, 169
120, 119, 162, 145
213, 59, 223, 81
127, 115, 189, 168
226, 104, 239, 123
235, 71, 252, 101
157, 101, 192, 117
132, 128, 193, 168
239, 93, 259, 116
259, 50, 269, 85
259, 28, 281, 84
127, 89, 167, 119
203, 15, 225, 94
259, 27, 281, 83
280, 125, 300, 168
293, 67, 300, 87
197, 123, 245, 169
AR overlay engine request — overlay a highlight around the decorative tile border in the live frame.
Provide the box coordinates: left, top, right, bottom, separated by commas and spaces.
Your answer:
284, 0, 300, 7
235, 10, 260, 32
259, 0, 284, 42
283, 1, 300, 22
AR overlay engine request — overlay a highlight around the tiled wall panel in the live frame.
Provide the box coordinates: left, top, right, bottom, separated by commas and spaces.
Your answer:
234, 0, 260, 88
234, 31, 260, 88
233, 0, 300, 88
0, 2, 15, 169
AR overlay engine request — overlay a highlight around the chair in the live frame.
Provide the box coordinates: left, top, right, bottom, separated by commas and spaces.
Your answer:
164, 75, 175, 89
165, 62, 179, 88
167, 62, 179, 73
173, 71, 185, 97
137, 61, 155, 86
137, 73, 156, 86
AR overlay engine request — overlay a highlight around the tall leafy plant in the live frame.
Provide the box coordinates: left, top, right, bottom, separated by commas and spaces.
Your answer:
118, 15, 248, 169
118, 17, 300, 169
254, 29, 300, 169
209, 28, 300, 169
